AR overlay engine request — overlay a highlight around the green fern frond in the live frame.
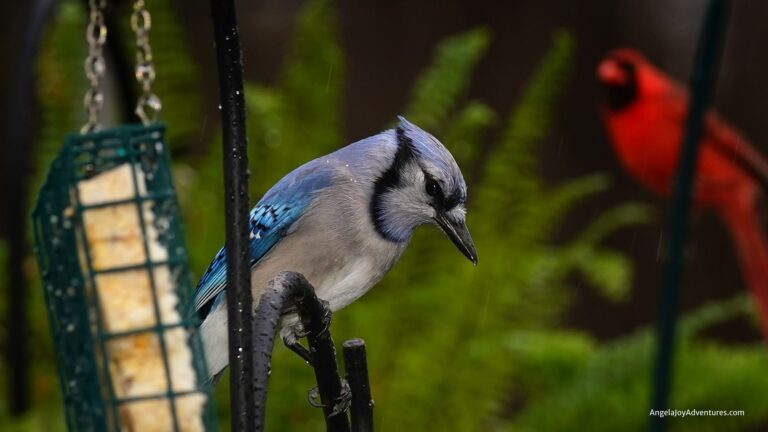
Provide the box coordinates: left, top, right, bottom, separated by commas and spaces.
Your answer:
507, 173, 609, 245
570, 247, 634, 301
677, 296, 751, 338
475, 30, 575, 224
280, 0, 344, 152
499, 30, 573, 166
563, 201, 652, 300
242, 0, 343, 198
575, 202, 655, 245
405, 28, 491, 131
443, 100, 497, 174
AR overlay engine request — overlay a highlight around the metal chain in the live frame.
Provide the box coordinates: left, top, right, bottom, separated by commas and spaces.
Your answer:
132, 0, 161, 124
81, 0, 108, 133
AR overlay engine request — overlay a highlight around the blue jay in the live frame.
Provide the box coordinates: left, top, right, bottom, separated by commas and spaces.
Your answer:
194, 116, 477, 378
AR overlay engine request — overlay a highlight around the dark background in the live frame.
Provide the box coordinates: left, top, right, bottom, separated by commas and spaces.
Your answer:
3, 0, 767, 343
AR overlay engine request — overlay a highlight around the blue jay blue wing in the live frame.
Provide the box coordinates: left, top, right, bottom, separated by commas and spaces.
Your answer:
192, 160, 334, 318
192, 204, 304, 317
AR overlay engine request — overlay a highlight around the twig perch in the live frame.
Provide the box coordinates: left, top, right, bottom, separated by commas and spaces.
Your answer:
252, 271, 351, 432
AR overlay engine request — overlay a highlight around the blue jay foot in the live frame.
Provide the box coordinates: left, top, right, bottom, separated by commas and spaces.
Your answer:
281, 299, 333, 366
307, 378, 352, 417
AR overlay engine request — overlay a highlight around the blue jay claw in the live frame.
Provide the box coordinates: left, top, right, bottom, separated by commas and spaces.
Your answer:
330, 379, 352, 417
282, 331, 314, 365
281, 299, 333, 365
319, 299, 332, 337
307, 386, 323, 408
293, 322, 310, 339
306, 379, 352, 417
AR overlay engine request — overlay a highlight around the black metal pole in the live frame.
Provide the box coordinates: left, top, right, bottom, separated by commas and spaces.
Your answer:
252, 272, 351, 432
343, 339, 374, 432
208, 1, 254, 431
650, 1, 730, 430
3, 0, 58, 416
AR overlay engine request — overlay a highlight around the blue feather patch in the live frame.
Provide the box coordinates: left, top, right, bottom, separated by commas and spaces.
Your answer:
193, 161, 334, 318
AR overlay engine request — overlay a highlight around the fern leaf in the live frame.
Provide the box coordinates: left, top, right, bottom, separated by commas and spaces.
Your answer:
405, 28, 490, 131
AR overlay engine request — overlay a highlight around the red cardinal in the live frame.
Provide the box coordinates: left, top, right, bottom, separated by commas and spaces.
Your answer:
597, 48, 768, 338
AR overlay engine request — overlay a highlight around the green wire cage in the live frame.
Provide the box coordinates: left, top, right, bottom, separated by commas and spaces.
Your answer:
32, 124, 215, 431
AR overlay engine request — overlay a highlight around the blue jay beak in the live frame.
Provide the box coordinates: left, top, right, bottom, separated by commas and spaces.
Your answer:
435, 213, 478, 265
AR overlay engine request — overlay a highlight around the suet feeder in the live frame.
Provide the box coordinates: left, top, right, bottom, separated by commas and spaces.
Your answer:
32, 124, 214, 431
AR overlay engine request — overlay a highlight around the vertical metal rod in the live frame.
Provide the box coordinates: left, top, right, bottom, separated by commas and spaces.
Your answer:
650, 1, 730, 430
343, 339, 374, 432
208, 1, 254, 430
3, 0, 58, 416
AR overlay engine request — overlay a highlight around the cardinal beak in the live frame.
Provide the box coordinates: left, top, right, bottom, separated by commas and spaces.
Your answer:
597, 59, 627, 86
435, 213, 478, 265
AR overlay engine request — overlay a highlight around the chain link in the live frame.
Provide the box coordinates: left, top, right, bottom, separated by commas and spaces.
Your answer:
132, 0, 161, 124
81, 0, 108, 133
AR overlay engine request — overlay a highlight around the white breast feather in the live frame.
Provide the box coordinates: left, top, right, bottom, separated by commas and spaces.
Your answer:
317, 258, 376, 311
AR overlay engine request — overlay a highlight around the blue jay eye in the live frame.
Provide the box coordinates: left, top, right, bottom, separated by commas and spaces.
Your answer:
425, 177, 441, 197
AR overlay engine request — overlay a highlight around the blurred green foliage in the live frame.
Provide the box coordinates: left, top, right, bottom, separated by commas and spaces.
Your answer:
4, 0, 768, 430
513, 297, 768, 432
